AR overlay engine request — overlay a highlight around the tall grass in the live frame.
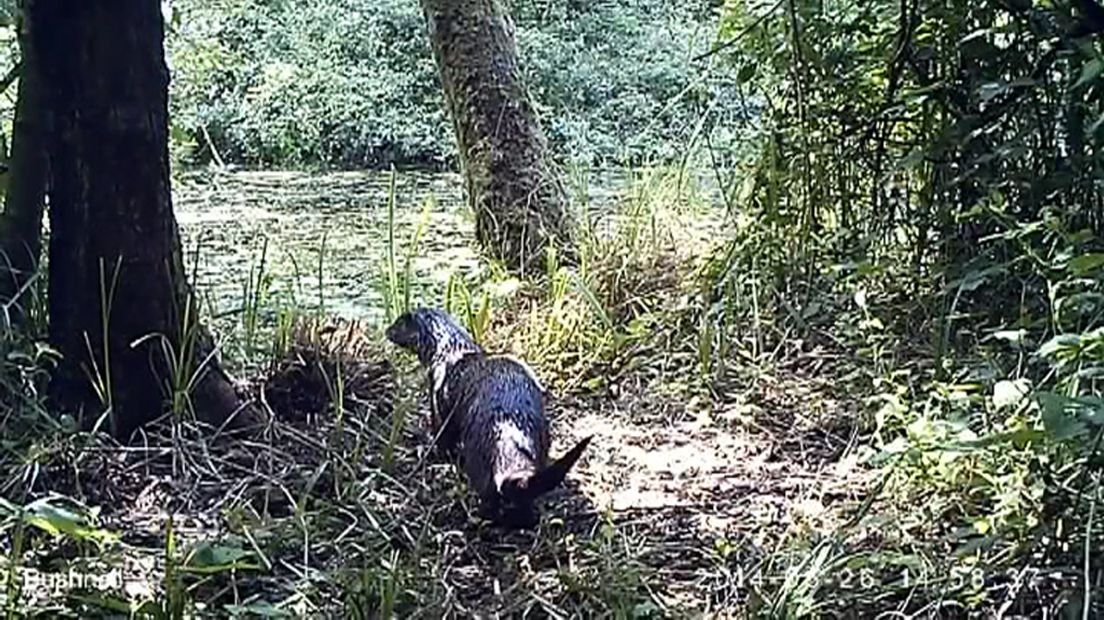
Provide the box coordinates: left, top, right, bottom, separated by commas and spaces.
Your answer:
241, 235, 270, 357
466, 166, 717, 392
86, 257, 122, 434
382, 168, 431, 324
443, 270, 494, 344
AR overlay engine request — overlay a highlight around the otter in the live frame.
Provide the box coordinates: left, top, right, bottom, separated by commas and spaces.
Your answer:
386, 308, 591, 528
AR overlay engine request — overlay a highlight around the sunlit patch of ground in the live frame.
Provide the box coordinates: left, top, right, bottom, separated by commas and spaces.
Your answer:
546, 351, 872, 613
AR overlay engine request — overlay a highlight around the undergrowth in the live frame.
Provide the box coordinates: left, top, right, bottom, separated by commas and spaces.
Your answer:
696, 191, 1104, 615
0, 168, 711, 617
1, 161, 1099, 617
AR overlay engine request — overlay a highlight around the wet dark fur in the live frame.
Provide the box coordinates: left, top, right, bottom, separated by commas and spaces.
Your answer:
386, 308, 591, 528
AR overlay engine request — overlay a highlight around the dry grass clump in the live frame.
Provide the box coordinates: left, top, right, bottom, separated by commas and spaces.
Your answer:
0, 317, 399, 614
261, 318, 393, 420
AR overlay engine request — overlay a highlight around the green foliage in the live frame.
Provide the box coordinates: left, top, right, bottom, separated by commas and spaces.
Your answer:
182, 538, 261, 575
169, 0, 446, 168
167, 0, 740, 168
462, 166, 715, 395
709, 0, 1104, 612
717, 0, 1102, 267
513, 1, 740, 164
3, 0, 1102, 614
0, 496, 115, 547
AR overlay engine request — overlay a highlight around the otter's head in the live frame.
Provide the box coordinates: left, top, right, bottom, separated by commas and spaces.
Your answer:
385, 307, 480, 366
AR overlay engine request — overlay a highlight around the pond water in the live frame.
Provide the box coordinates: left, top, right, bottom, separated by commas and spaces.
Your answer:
174, 168, 689, 332
175, 170, 474, 328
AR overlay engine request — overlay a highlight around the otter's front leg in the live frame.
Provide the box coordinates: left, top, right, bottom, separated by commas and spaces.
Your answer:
434, 425, 459, 460
427, 376, 459, 460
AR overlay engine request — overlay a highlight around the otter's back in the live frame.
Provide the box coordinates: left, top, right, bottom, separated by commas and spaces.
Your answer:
440, 355, 551, 497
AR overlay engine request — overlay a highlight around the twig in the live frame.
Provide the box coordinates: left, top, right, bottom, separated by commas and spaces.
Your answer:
201, 124, 226, 169
1085, 474, 1098, 620
0, 61, 21, 96
692, 0, 784, 62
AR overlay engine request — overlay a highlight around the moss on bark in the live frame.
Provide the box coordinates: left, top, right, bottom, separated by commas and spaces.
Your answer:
421, 0, 572, 273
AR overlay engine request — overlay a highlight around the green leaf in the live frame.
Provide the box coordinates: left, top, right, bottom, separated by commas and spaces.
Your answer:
183, 541, 259, 575
737, 63, 756, 84
573, 274, 613, 329
897, 147, 925, 169
1068, 253, 1104, 276
22, 498, 116, 546
1057, 293, 1104, 319
1037, 390, 1090, 439
1090, 111, 1104, 135
972, 516, 991, 535
978, 82, 1006, 102
901, 81, 945, 101
1074, 58, 1104, 90
1037, 334, 1080, 359
960, 28, 991, 44
947, 264, 1005, 293
68, 594, 151, 615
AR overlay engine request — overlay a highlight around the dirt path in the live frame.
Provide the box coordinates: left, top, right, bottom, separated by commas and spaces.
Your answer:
545, 351, 869, 614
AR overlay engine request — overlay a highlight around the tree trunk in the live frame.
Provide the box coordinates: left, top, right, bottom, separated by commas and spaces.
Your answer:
421, 0, 571, 273
30, 0, 249, 438
0, 3, 47, 326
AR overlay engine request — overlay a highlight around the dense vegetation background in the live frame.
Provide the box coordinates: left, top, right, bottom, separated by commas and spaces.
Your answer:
166, 0, 746, 169
703, 0, 1104, 612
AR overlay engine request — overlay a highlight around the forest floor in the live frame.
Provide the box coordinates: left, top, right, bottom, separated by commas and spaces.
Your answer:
12, 172, 886, 617
542, 347, 872, 614
21, 315, 878, 618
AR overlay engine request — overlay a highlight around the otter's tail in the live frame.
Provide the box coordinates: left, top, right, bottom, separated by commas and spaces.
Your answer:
502, 435, 593, 502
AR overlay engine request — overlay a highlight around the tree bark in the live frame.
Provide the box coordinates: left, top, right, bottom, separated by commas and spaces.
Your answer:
421, 0, 572, 273
30, 0, 249, 438
0, 3, 47, 326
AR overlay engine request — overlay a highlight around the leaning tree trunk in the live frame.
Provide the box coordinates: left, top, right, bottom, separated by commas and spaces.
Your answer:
421, 0, 571, 273
0, 2, 47, 326
30, 0, 247, 438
